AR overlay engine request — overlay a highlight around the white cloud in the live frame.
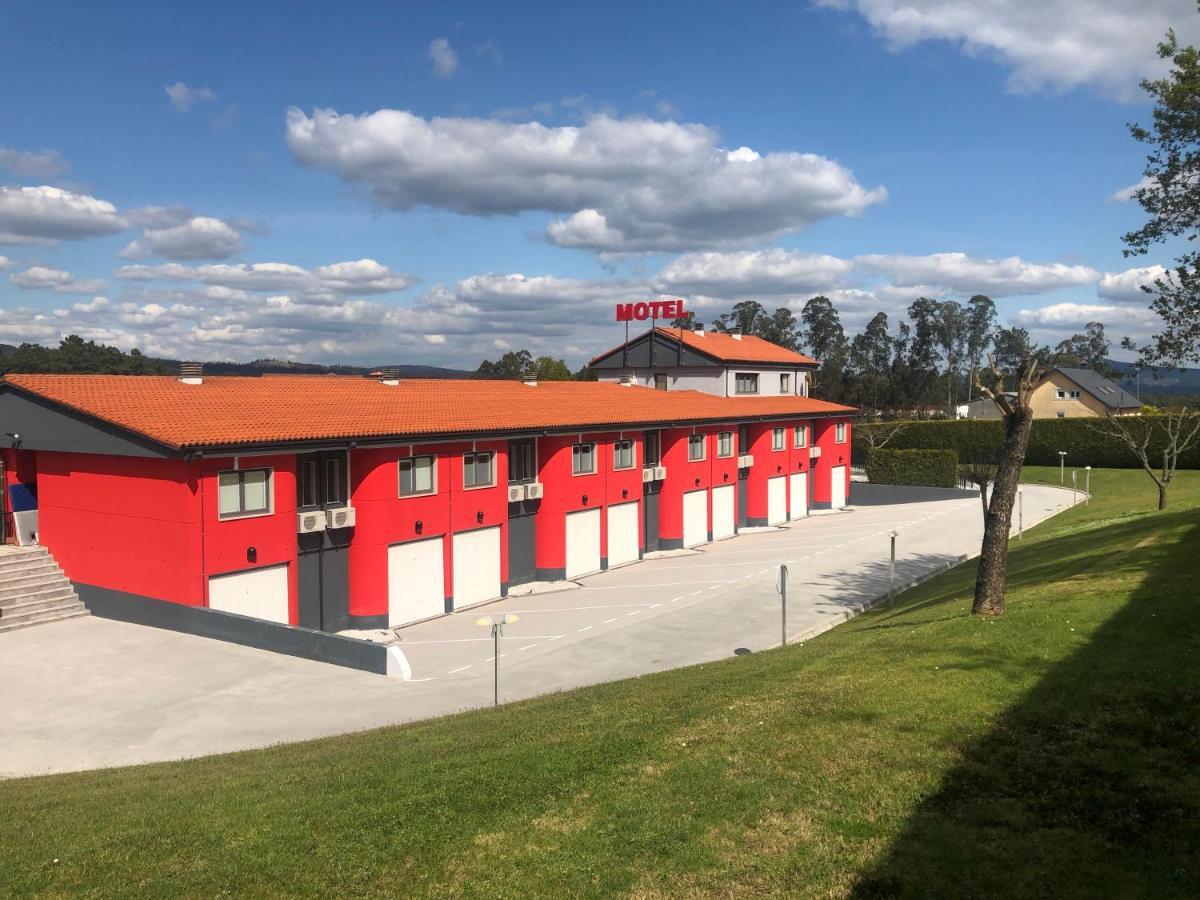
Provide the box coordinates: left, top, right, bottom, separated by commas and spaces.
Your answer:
0, 255, 13, 269
115, 257, 418, 298
817, 0, 1199, 99
1097, 264, 1167, 302
1013, 301, 1159, 331
1109, 175, 1154, 203
428, 38, 458, 78
0, 147, 69, 178
655, 249, 854, 296
855, 252, 1100, 296
120, 216, 243, 260
286, 108, 886, 252
0, 185, 127, 245
10, 265, 105, 294
165, 82, 217, 111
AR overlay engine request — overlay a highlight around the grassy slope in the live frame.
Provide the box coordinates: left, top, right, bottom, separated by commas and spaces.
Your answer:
2, 467, 1198, 898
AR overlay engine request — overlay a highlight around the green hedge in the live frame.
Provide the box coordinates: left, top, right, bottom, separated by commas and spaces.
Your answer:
853, 416, 1200, 470
866, 448, 960, 488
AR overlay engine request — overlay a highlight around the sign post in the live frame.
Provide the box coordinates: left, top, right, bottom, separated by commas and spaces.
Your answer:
476, 613, 520, 707
1071, 469, 1078, 506
1085, 466, 1091, 505
776, 564, 788, 647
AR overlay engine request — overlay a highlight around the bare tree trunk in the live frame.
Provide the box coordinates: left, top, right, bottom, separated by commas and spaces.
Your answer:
973, 406, 1034, 616
1159, 481, 1168, 511
979, 482, 988, 521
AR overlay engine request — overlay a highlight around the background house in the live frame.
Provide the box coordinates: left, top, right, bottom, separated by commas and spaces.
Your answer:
958, 367, 1143, 420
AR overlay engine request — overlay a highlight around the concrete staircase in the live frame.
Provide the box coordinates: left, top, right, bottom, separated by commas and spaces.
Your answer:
0, 546, 88, 633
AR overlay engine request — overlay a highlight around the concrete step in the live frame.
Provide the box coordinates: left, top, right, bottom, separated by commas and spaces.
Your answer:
0, 583, 77, 607
0, 607, 89, 633
0, 546, 49, 561
0, 594, 84, 620
0, 560, 60, 581
0, 567, 67, 596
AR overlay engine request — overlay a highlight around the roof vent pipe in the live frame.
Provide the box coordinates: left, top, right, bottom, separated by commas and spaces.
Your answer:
378, 367, 401, 386
179, 362, 203, 385
522, 369, 538, 387
730, 328, 742, 341
694, 323, 705, 336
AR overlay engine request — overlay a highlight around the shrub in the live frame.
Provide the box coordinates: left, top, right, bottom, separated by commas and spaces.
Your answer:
853, 416, 1200, 470
866, 449, 960, 488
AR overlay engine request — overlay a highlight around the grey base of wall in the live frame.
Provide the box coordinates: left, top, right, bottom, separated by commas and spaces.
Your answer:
746, 516, 768, 527
349, 614, 388, 630
600, 557, 608, 570
78, 583, 388, 675
659, 538, 684, 551
851, 483, 980, 506
812, 501, 832, 510
535, 567, 567, 582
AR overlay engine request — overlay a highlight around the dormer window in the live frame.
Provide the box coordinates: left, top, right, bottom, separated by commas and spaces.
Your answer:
735, 373, 759, 395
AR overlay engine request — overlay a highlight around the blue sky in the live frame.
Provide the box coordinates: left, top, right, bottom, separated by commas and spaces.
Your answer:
0, 0, 1193, 367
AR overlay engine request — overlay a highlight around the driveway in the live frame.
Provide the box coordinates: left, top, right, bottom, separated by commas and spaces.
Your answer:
0, 483, 1077, 778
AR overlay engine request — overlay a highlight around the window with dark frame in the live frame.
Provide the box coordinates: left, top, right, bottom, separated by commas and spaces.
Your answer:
717, 431, 733, 457
836, 422, 847, 443
573, 442, 596, 474
735, 372, 759, 394
794, 425, 806, 448
780, 373, 791, 393
643, 431, 661, 467
772, 427, 785, 450
298, 459, 318, 508
507, 439, 536, 483
324, 457, 343, 506
738, 424, 750, 455
399, 455, 436, 496
653, 373, 668, 391
688, 434, 706, 461
463, 451, 495, 488
218, 468, 271, 518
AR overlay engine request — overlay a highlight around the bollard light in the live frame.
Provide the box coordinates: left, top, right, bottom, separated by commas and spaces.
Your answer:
888, 530, 898, 607
1058, 451, 1067, 484
1085, 466, 1092, 505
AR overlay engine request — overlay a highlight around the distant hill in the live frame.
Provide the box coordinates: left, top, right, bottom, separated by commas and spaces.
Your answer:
1107, 359, 1200, 399
150, 357, 472, 379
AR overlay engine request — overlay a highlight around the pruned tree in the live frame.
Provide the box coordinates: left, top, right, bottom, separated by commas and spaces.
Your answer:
860, 421, 910, 452
959, 445, 1001, 523
971, 350, 1045, 616
1090, 409, 1200, 510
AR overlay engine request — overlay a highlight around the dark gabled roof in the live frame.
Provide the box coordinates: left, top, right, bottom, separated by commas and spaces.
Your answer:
1053, 368, 1142, 410
590, 327, 818, 368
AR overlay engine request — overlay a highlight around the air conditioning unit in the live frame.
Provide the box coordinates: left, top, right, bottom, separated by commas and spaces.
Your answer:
809, 446, 822, 459
325, 506, 357, 529
524, 482, 544, 500
297, 511, 326, 534
507, 484, 525, 503
739, 454, 754, 468
653, 465, 667, 481
642, 467, 655, 483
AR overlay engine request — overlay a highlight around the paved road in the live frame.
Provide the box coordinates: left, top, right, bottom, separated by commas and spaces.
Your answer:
0, 484, 1076, 778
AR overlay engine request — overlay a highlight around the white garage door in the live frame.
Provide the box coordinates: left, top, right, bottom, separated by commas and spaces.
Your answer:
683, 489, 708, 548
711, 484, 735, 540
208, 564, 289, 624
606, 501, 640, 569
566, 508, 602, 578
789, 472, 808, 520
452, 526, 501, 608
388, 537, 444, 627
767, 476, 787, 525
831, 465, 848, 509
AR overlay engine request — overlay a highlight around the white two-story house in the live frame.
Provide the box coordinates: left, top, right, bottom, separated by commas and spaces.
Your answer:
589, 326, 819, 398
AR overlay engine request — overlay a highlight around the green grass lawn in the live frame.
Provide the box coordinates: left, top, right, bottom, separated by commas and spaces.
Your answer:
3, 467, 1198, 898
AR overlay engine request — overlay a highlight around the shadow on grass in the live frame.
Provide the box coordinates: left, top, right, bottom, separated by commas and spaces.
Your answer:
849, 511, 1200, 898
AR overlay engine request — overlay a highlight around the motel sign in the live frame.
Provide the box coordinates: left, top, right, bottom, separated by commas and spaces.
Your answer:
615, 299, 686, 322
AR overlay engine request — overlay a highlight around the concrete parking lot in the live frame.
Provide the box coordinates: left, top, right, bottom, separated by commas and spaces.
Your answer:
0, 483, 1077, 778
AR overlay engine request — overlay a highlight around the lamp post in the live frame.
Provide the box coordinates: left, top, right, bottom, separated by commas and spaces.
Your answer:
1058, 451, 1067, 484
1085, 466, 1092, 505
888, 530, 898, 607
476, 613, 520, 707
776, 564, 788, 646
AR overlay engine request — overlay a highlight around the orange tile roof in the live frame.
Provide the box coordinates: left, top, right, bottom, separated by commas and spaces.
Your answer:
590, 328, 817, 367
2, 374, 855, 451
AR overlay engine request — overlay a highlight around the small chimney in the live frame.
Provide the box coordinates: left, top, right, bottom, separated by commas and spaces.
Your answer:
522, 369, 538, 386
179, 362, 203, 385
378, 367, 400, 386
619, 374, 637, 387
694, 323, 705, 337
730, 328, 742, 341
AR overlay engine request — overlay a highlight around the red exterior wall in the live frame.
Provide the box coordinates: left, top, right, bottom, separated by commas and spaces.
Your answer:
810, 417, 853, 505
36, 451, 203, 605
742, 423, 774, 524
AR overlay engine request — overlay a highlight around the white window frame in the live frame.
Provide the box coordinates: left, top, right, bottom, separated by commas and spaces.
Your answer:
688, 434, 706, 461
463, 451, 495, 490
217, 467, 274, 520
772, 427, 785, 451
794, 425, 807, 449
613, 439, 635, 471
717, 431, 734, 458
780, 373, 791, 393
399, 455, 437, 497
836, 422, 847, 443
572, 442, 597, 475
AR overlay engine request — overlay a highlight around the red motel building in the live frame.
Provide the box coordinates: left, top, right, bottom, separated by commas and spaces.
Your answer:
0, 326, 853, 641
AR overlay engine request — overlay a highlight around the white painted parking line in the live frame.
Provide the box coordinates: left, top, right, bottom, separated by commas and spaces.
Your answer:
484, 654, 507, 662
577, 625, 594, 633
602, 617, 619, 624
516, 644, 536, 652
627, 609, 642, 616
447, 664, 472, 674
401, 634, 564, 645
